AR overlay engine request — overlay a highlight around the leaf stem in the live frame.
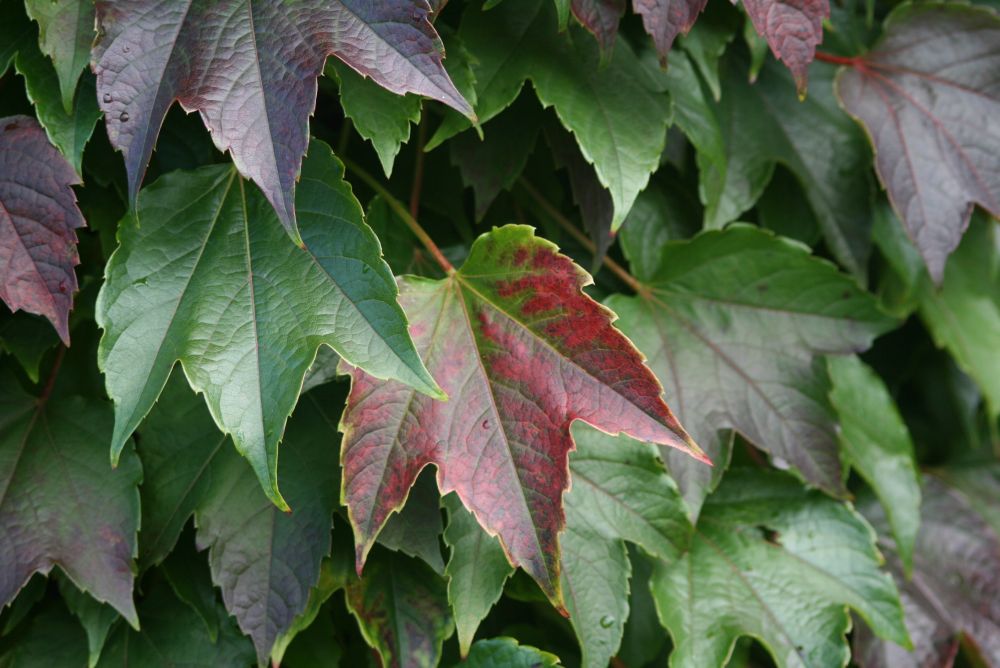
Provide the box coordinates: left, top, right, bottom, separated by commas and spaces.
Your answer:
342, 157, 455, 275
516, 178, 650, 297
409, 116, 427, 220
814, 51, 861, 66
38, 345, 66, 405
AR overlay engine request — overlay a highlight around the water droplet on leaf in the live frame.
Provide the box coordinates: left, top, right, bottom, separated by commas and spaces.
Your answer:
599, 615, 615, 628
119, 111, 129, 122
103, 93, 113, 103
481, 419, 489, 430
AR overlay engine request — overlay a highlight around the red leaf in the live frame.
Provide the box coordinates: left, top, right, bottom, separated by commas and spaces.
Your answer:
92, 0, 472, 242
571, 0, 625, 54
339, 225, 706, 604
742, 0, 828, 93
0, 115, 83, 345
633, 0, 709, 65
836, 4, 1000, 283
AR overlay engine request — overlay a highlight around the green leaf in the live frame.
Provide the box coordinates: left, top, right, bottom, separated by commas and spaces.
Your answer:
377, 471, 446, 574
618, 548, 667, 667
0, 313, 60, 383
610, 225, 895, 515
97, 139, 441, 509
161, 534, 221, 643
827, 355, 921, 573
345, 548, 454, 668
329, 59, 422, 178
97, 579, 254, 668
853, 470, 1000, 668
461, 637, 561, 667
23, 0, 94, 113
652, 469, 909, 668
58, 576, 119, 668
0, 367, 141, 626
699, 56, 875, 277
0, 603, 88, 667
443, 494, 514, 655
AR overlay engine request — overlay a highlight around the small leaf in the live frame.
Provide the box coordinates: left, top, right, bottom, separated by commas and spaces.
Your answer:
461, 637, 562, 667
0, 115, 85, 345
98, 140, 439, 508
92, 0, 472, 239
570, 0, 625, 54
58, 575, 119, 668
741, 0, 829, 92
652, 469, 909, 668
836, 3, 1000, 283
23, 0, 94, 113
344, 548, 454, 668
377, 470, 446, 574
340, 225, 704, 605
0, 603, 89, 667
635, 0, 710, 64
853, 470, 1000, 668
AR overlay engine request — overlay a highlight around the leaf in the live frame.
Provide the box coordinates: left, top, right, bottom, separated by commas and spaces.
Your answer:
0, 603, 89, 667
611, 225, 895, 515
635, 0, 710, 65
0, 2, 32, 78
97, 578, 255, 668
98, 140, 440, 509
138, 372, 341, 664
339, 224, 705, 604
0, 366, 141, 626
329, 59, 422, 178
699, 56, 875, 278
617, 548, 667, 667
853, 470, 1000, 668
559, 424, 692, 668
433, 0, 672, 228
377, 470, 446, 574
0, 313, 60, 384
652, 469, 909, 668
92, 0, 472, 240
741, 0, 829, 93
570, 0, 625, 54
58, 575, 120, 668
14, 34, 101, 176
161, 533, 221, 642
827, 355, 921, 573
0, 115, 84, 345
23, 0, 94, 113
836, 3, 1000, 283
443, 494, 514, 655
344, 548, 454, 668
461, 637, 561, 667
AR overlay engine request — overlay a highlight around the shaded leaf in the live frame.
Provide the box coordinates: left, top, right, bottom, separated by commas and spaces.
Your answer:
836, 3, 1000, 283
0, 115, 84, 345
344, 548, 453, 668
58, 575, 119, 668
0, 603, 88, 668
377, 470, 446, 574
24, 0, 94, 112
0, 2, 32, 77
98, 141, 439, 509
610, 225, 895, 515
161, 534, 221, 642
652, 469, 909, 668
827, 355, 921, 573
853, 470, 1000, 668
340, 224, 703, 605
92, 0, 472, 239
461, 637, 561, 667
0, 367, 140, 626
0, 313, 60, 383
742, 0, 829, 92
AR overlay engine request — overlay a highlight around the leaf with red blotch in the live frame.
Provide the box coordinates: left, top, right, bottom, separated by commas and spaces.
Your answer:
92, 0, 473, 243
339, 224, 706, 606
571, 0, 625, 54
0, 115, 83, 345
836, 4, 1000, 284
634, 0, 710, 65
742, 0, 828, 93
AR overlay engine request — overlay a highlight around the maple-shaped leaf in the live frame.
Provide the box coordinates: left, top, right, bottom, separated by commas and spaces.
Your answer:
612, 224, 896, 515
0, 366, 141, 627
24, 0, 94, 113
138, 371, 341, 665
652, 469, 909, 668
836, 4, 1000, 283
97, 140, 440, 509
92, 0, 472, 241
0, 115, 84, 345
742, 0, 828, 92
853, 469, 1000, 668
344, 548, 454, 668
570, 0, 625, 54
339, 225, 705, 604
635, 0, 710, 65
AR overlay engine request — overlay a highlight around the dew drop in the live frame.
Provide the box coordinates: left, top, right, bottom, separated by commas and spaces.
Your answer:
599, 615, 615, 628
119, 111, 129, 122
362, 264, 370, 274
58, 280, 68, 293
123, 44, 130, 53
481, 419, 489, 430
103, 93, 112, 104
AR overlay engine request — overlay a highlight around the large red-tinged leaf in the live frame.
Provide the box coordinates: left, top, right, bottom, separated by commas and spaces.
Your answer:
0, 366, 141, 627
92, 0, 472, 242
0, 116, 83, 345
854, 469, 1000, 668
634, 0, 710, 65
742, 0, 828, 93
339, 225, 705, 604
836, 4, 1000, 283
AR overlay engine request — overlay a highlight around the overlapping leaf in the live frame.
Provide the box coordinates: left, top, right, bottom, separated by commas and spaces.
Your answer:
462, 637, 561, 667
24, 0, 94, 112
0, 115, 84, 345
340, 224, 704, 605
742, 0, 828, 92
97, 140, 440, 508
0, 367, 141, 626
853, 470, 1000, 668
138, 373, 341, 664
652, 469, 909, 668
92, 0, 472, 240
836, 3, 1000, 283
611, 225, 896, 514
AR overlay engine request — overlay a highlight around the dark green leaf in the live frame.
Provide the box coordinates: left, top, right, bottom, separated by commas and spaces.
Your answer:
460, 637, 561, 667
